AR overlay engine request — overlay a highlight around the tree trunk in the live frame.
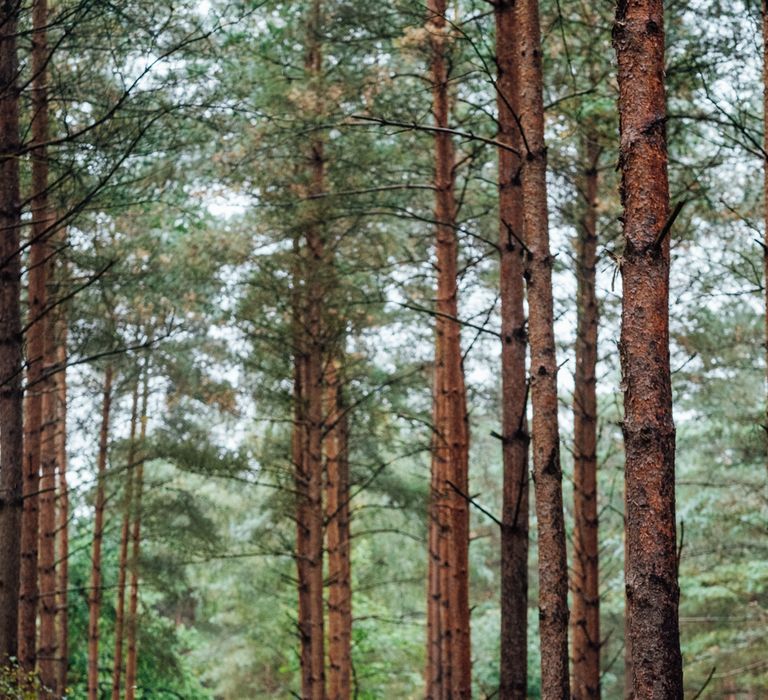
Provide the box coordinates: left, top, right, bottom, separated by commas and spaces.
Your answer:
111, 378, 141, 700
494, 3, 530, 698
426, 286, 444, 698
426, 411, 442, 699
25, 0, 56, 689
515, 1, 570, 695
425, 2, 472, 697
571, 132, 601, 700
37, 308, 57, 695
299, 198, 328, 689
294, 181, 326, 700
124, 369, 149, 700
623, 543, 633, 700
0, 0, 24, 667
293, 3, 326, 698
613, 1, 683, 697
54, 311, 69, 698
294, 350, 319, 700
325, 359, 352, 700
87, 366, 114, 700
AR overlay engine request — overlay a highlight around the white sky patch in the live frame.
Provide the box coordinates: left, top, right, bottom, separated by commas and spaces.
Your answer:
206, 190, 251, 218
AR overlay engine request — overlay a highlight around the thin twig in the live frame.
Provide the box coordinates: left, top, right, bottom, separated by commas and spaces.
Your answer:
690, 667, 716, 700
349, 114, 521, 156
446, 479, 502, 528
653, 199, 687, 249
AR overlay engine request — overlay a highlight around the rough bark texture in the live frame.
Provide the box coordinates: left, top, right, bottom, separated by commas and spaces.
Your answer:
87, 366, 114, 700
427, 317, 444, 697
38, 362, 57, 692
111, 380, 141, 700
495, 3, 530, 698
426, 428, 442, 698
325, 360, 352, 700
0, 0, 24, 667
425, 2, 472, 697
299, 287, 326, 700
18, 323, 43, 677
54, 312, 69, 697
37, 310, 57, 695
293, 3, 326, 697
571, 132, 601, 700
613, 1, 683, 697
294, 192, 326, 700
124, 372, 149, 700
29, 0, 56, 683
515, 0, 570, 695
623, 539, 633, 700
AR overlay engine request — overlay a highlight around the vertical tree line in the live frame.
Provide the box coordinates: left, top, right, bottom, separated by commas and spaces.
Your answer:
125, 365, 150, 700
290, 3, 359, 699
111, 375, 142, 700
514, 1, 570, 695
325, 360, 352, 700
20, 0, 54, 677
29, 107, 73, 684
494, 1, 529, 698
293, 3, 330, 698
0, 1, 222, 695
0, 0, 24, 667
424, 2, 472, 699
571, 127, 601, 700
2, 0, 766, 697
614, 0, 683, 696
53, 312, 68, 698
87, 365, 114, 700
282, 0, 685, 696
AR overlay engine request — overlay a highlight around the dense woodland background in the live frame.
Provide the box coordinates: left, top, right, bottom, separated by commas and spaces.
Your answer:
0, 0, 766, 698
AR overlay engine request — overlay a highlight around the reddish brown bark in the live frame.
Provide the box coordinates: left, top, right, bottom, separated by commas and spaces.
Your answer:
571, 133, 601, 700
514, 0, 570, 695
494, 3, 529, 698
425, 2, 472, 697
292, 3, 327, 698
54, 312, 69, 697
18, 304, 43, 677
293, 349, 322, 700
0, 0, 24, 667
325, 360, 352, 700
426, 258, 445, 697
426, 421, 442, 698
37, 313, 57, 694
613, 1, 683, 697
111, 379, 141, 700
623, 542, 633, 700
300, 198, 328, 693
125, 371, 149, 700
294, 201, 326, 699
87, 366, 114, 700
31, 0, 57, 686
38, 379, 57, 690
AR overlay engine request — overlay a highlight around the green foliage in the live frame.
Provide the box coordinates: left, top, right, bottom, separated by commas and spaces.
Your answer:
24, 0, 768, 696
0, 663, 53, 699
